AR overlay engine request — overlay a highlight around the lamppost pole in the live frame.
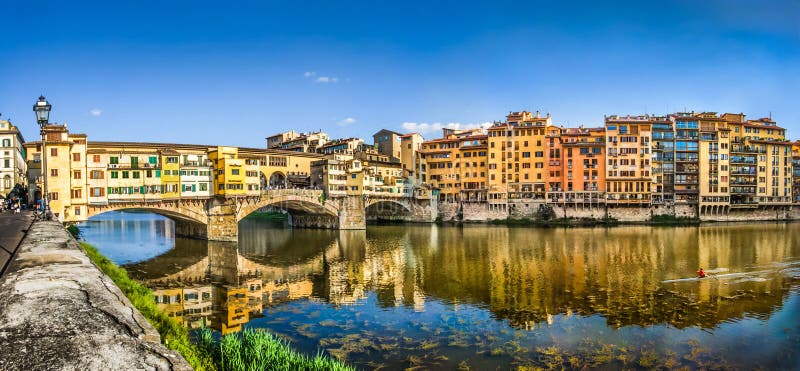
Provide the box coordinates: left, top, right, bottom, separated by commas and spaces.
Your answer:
33, 96, 52, 220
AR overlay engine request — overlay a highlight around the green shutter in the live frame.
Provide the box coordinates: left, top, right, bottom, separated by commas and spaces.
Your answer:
140, 186, 145, 194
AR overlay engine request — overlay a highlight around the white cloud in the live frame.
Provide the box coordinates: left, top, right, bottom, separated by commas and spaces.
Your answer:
89, 108, 102, 117
337, 117, 356, 127
315, 76, 339, 84
401, 121, 492, 134
304, 71, 340, 84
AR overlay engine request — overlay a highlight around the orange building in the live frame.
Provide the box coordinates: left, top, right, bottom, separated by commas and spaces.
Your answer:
546, 126, 606, 204
417, 129, 488, 202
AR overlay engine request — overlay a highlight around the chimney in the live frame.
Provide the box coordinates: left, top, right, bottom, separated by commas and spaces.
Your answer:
535, 111, 540, 118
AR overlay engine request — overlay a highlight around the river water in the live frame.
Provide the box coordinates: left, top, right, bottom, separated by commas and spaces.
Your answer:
79, 212, 800, 370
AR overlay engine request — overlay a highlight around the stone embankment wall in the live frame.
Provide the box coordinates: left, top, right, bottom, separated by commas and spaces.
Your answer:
436, 200, 799, 223
0, 221, 191, 370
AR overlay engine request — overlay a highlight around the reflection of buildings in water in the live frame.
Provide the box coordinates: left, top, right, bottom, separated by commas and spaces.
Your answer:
214, 285, 249, 335
139, 224, 799, 333
419, 225, 800, 329
153, 285, 214, 330
319, 230, 426, 310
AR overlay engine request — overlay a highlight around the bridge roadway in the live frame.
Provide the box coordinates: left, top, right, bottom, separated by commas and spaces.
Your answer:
85, 189, 436, 241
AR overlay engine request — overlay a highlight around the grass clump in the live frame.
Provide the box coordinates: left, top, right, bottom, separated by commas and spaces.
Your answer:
199, 328, 354, 371
81, 241, 353, 371
80, 242, 217, 370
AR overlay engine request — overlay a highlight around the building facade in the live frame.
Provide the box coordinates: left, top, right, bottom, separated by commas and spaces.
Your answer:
0, 119, 27, 196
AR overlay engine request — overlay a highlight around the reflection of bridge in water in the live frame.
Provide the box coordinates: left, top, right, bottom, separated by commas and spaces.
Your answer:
128, 224, 800, 334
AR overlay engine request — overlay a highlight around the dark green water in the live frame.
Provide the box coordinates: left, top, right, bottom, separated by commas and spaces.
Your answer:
80, 212, 800, 370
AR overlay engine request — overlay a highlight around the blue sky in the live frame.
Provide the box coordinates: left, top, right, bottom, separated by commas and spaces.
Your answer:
1, 1, 798, 147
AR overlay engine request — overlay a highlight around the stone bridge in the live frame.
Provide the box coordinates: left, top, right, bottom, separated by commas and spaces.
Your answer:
86, 189, 436, 241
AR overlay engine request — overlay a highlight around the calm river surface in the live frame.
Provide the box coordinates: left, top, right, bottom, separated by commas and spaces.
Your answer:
80, 212, 800, 370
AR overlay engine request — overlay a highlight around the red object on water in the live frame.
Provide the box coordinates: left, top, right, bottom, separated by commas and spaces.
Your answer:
697, 269, 706, 278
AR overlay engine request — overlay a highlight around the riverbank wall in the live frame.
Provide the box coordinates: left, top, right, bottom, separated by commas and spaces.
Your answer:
435, 201, 800, 224
0, 221, 191, 370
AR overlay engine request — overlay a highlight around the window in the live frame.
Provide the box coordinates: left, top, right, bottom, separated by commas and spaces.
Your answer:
51, 169, 58, 177
71, 189, 81, 199
93, 155, 101, 162
199, 183, 208, 191
50, 148, 58, 156
73, 171, 81, 180
231, 169, 240, 175
49, 192, 58, 201
149, 156, 157, 165
110, 156, 119, 164
72, 153, 81, 161
110, 171, 118, 179
122, 171, 129, 179
74, 207, 81, 216
132, 171, 140, 179
91, 187, 104, 197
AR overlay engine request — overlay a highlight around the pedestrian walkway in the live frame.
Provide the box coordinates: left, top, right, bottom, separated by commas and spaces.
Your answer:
0, 211, 34, 277
0, 220, 191, 370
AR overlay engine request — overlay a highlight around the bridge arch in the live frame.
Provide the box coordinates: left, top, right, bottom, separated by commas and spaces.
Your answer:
364, 198, 412, 212
364, 198, 412, 221
236, 190, 339, 222
86, 201, 208, 226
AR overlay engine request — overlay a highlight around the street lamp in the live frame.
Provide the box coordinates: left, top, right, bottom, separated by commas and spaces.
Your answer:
33, 95, 52, 220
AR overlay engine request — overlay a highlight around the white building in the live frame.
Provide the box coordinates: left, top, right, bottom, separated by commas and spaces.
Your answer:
0, 119, 27, 197
179, 153, 213, 198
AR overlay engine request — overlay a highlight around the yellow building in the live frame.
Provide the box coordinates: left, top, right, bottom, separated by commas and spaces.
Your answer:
604, 115, 652, 205
697, 113, 731, 212
24, 124, 86, 220
160, 150, 181, 199
209, 146, 245, 197
487, 111, 552, 202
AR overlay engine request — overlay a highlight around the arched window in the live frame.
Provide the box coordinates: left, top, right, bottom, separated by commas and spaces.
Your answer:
3, 175, 11, 189
1, 139, 10, 147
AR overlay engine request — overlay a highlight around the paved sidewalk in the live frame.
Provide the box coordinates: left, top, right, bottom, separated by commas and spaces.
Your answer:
0, 221, 191, 370
0, 211, 34, 276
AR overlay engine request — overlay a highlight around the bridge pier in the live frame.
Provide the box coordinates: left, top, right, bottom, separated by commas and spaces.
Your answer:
337, 196, 366, 230
206, 198, 239, 242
